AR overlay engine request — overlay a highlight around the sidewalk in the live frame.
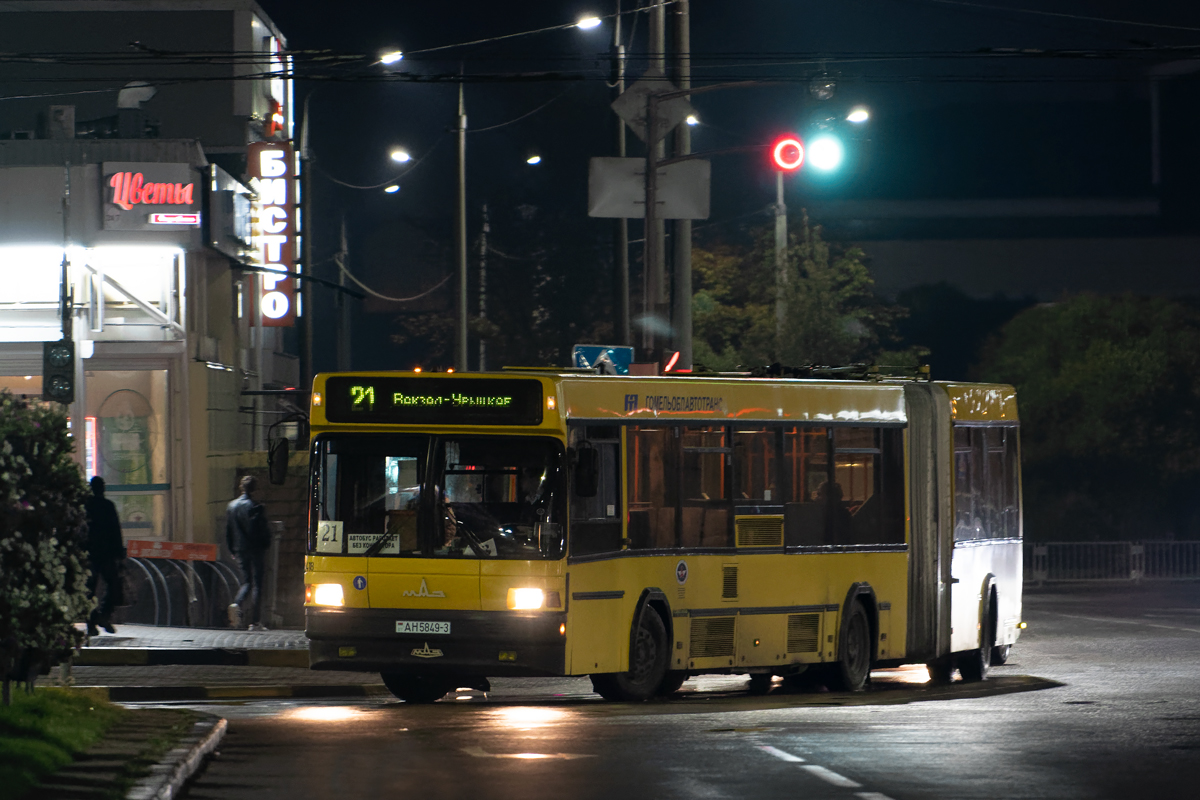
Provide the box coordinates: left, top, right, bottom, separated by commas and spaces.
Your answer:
70, 624, 386, 702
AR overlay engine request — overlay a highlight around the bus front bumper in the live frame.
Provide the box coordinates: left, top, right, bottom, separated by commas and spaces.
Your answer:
306, 607, 567, 677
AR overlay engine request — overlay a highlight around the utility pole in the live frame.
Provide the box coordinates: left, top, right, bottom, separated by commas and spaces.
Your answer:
336, 218, 351, 371
646, 1, 667, 363
672, 0, 692, 370
299, 94, 314, 391
454, 80, 469, 371
612, 0, 630, 347
478, 202, 488, 372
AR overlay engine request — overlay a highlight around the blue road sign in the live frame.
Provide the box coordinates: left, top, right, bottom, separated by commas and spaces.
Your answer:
572, 345, 634, 375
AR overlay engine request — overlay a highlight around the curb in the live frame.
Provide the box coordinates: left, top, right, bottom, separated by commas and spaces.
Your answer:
77, 648, 310, 668
71, 683, 389, 702
125, 714, 227, 800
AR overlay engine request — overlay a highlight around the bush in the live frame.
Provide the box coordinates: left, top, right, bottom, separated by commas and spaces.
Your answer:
0, 391, 92, 705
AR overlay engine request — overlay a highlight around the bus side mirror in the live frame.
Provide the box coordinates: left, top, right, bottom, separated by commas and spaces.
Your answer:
268, 437, 289, 485
574, 445, 599, 497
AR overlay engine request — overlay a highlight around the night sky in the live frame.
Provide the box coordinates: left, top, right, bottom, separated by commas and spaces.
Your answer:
252, 0, 1200, 370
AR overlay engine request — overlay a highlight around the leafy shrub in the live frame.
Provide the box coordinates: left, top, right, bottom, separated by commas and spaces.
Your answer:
0, 391, 92, 704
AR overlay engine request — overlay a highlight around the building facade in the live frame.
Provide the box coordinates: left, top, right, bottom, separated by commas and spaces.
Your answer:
0, 1, 307, 568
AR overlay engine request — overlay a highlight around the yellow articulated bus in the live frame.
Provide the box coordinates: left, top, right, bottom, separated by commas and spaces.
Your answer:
303, 369, 1022, 702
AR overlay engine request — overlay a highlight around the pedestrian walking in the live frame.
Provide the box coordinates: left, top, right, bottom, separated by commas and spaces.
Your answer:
225, 475, 271, 630
84, 476, 125, 636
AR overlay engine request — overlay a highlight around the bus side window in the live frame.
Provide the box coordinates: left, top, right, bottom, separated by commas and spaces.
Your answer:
783, 426, 830, 546
832, 427, 903, 546
984, 426, 1020, 540
681, 425, 731, 548
954, 427, 989, 542
1005, 428, 1021, 539
569, 427, 622, 556
626, 426, 679, 550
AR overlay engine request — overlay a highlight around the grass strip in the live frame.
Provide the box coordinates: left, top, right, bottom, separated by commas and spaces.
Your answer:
0, 687, 127, 799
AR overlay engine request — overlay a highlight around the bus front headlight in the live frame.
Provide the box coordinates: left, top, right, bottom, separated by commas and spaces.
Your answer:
508, 588, 545, 610
312, 583, 345, 607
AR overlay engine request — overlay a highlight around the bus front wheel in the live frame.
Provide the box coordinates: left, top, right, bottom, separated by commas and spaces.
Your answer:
380, 673, 451, 704
827, 602, 872, 692
591, 608, 669, 702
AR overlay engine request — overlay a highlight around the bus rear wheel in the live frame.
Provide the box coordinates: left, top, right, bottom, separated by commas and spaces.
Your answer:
991, 644, 1010, 665
827, 602, 872, 692
591, 608, 669, 702
959, 593, 996, 683
380, 673, 451, 704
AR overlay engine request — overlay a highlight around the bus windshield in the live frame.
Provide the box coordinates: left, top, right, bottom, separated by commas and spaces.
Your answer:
312, 434, 566, 560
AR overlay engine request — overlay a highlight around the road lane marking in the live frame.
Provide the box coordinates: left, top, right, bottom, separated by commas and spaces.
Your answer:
757, 745, 805, 762
802, 764, 862, 788
461, 747, 593, 760
855, 793, 896, 800
1042, 610, 1200, 635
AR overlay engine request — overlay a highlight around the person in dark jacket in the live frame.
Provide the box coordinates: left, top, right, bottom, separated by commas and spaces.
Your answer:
226, 475, 271, 630
84, 476, 125, 636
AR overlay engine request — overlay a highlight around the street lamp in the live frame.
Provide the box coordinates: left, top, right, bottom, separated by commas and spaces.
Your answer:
390, 149, 412, 163
576, 16, 602, 29
526, 154, 542, 165
380, 50, 403, 65
846, 107, 869, 124
384, 184, 400, 194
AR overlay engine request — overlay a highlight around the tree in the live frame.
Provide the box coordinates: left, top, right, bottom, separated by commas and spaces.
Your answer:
0, 392, 92, 704
692, 212, 914, 371
975, 294, 1200, 540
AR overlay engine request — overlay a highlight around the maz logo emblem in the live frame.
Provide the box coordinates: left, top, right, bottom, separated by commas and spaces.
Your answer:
403, 578, 446, 598
411, 642, 444, 658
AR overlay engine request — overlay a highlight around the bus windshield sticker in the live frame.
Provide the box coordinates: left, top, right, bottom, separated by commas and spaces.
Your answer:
349, 532, 399, 555
316, 521, 343, 553
324, 377, 543, 426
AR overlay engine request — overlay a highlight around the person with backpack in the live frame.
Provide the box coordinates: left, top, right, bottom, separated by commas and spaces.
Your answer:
225, 475, 271, 630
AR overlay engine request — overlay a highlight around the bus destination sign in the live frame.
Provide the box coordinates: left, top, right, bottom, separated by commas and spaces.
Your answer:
324, 376, 544, 426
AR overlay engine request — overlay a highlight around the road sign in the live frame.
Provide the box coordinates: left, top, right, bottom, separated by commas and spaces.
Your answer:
126, 540, 219, 561
611, 71, 696, 144
587, 157, 711, 220
572, 345, 634, 375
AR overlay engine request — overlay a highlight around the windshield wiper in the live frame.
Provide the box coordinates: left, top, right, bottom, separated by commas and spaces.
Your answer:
362, 530, 398, 558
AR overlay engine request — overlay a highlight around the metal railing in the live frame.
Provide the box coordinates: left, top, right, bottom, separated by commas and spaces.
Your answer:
1025, 542, 1200, 582
112, 530, 287, 627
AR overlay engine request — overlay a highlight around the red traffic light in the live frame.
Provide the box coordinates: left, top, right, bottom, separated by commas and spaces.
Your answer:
772, 136, 804, 171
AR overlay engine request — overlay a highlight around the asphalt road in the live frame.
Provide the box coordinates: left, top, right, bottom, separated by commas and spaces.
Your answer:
166, 583, 1200, 799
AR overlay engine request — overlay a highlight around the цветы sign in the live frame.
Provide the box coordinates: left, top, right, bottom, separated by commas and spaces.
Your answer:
102, 162, 199, 230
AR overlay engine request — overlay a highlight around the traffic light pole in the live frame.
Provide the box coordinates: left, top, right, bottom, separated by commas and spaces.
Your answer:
774, 170, 787, 341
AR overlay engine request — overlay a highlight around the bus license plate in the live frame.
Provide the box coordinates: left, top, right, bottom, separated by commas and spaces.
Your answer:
396, 620, 451, 635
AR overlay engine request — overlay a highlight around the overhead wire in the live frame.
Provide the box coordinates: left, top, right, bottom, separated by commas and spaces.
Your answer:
335, 257, 452, 303
314, 133, 446, 190
903, 0, 1200, 34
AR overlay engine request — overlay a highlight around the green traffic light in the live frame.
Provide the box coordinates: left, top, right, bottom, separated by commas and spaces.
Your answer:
808, 135, 844, 171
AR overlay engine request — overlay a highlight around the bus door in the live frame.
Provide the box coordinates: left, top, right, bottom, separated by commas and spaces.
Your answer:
565, 425, 627, 675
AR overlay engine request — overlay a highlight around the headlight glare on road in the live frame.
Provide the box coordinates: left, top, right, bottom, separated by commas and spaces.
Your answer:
313, 583, 345, 607
508, 588, 545, 610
